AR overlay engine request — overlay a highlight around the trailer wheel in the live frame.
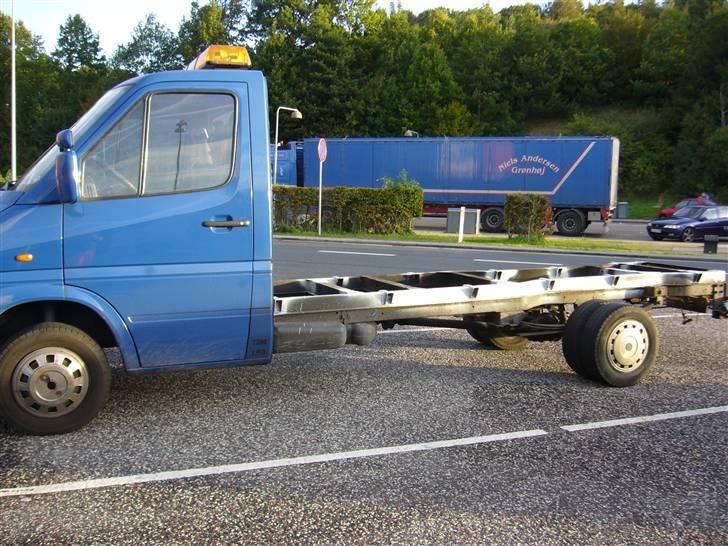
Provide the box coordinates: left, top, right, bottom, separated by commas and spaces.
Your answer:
579, 304, 658, 387
562, 299, 610, 379
0, 323, 111, 435
465, 323, 528, 350
481, 208, 504, 233
556, 210, 586, 236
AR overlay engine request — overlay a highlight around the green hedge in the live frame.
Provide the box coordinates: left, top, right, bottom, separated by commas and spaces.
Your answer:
504, 193, 553, 240
273, 182, 423, 234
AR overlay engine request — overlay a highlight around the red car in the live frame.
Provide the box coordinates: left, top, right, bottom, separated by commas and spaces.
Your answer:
658, 196, 718, 218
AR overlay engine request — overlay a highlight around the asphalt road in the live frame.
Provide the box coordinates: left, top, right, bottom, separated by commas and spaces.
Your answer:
414, 217, 663, 242
1, 241, 726, 545
273, 238, 728, 280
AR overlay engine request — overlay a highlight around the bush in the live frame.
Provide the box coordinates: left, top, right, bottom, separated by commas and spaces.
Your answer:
273, 178, 423, 234
504, 193, 552, 240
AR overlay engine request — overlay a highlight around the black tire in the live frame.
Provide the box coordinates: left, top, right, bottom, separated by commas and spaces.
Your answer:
579, 304, 658, 387
0, 323, 111, 435
465, 322, 529, 350
556, 209, 586, 236
481, 207, 504, 233
562, 299, 611, 379
681, 227, 695, 242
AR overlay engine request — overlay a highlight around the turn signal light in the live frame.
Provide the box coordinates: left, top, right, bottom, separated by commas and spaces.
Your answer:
15, 254, 33, 262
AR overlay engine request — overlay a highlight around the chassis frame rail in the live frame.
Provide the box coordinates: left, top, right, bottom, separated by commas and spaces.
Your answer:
274, 262, 726, 325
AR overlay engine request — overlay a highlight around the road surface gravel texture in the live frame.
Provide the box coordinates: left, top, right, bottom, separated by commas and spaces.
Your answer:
0, 243, 726, 545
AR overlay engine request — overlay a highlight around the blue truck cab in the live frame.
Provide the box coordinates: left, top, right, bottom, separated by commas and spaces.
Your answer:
0, 47, 275, 433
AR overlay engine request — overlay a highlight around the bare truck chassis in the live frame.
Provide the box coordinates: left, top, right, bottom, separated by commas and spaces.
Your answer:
273, 262, 727, 387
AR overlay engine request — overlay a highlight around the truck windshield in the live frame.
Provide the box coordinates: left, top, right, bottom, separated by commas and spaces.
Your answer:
12, 85, 130, 191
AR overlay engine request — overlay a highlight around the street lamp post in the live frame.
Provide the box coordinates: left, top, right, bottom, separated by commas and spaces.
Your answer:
272, 106, 303, 186
11, 0, 17, 181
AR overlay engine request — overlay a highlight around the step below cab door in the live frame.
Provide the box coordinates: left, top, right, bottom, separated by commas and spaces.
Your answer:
63, 84, 254, 369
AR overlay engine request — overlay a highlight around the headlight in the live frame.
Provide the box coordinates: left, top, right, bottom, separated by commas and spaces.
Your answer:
664, 225, 680, 229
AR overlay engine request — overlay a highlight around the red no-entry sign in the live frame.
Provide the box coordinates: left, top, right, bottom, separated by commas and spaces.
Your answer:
317, 138, 327, 163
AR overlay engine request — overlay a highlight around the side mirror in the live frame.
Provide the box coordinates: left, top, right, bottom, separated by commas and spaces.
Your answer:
55, 129, 79, 203
56, 129, 74, 152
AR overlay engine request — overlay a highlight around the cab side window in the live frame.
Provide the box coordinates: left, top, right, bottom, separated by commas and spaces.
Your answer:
81, 101, 144, 199
144, 93, 235, 195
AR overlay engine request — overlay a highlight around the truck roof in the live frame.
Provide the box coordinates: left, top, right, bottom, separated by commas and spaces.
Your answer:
113, 68, 266, 89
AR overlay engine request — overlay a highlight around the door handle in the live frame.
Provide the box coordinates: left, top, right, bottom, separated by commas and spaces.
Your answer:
202, 219, 251, 228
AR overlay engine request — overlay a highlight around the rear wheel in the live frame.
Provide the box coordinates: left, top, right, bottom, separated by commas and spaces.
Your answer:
556, 210, 586, 236
562, 300, 611, 379
465, 322, 529, 350
480, 207, 504, 233
0, 323, 111, 435
579, 304, 658, 387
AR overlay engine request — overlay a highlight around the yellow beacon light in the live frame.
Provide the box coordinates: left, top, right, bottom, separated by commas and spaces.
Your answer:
187, 45, 252, 70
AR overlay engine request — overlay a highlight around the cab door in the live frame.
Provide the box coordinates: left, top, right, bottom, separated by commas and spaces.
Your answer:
63, 85, 254, 369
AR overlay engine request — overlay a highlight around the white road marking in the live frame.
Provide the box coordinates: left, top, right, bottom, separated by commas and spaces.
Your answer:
2, 404, 726, 498
474, 259, 561, 266
561, 405, 728, 432
0, 430, 548, 498
318, 250, 396, 257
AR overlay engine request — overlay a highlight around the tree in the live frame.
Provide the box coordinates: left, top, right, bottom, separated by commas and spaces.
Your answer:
547, 0, 583, 21
432, 101, 481, 136
0, 13, 60, 174
592, 1, 651, 101
178, 1, 230, 62
549, 18, 612, 109
446, 7, 517, 134
635, 8, 692, 105
52, 14, 105, 70
112, 14, 182, 74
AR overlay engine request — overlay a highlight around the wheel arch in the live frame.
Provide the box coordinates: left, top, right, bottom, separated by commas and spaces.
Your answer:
0, 287, 140, 370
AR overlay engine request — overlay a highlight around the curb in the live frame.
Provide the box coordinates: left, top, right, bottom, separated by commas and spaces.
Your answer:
274, 235, 728, 262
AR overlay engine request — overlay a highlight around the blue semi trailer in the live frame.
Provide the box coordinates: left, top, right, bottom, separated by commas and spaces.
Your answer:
292, 137, 620, 236
1, 46, 725, 435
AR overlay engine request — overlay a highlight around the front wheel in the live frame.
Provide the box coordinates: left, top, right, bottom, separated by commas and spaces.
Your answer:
0, 323, 111, 435
681, 227, 696, 242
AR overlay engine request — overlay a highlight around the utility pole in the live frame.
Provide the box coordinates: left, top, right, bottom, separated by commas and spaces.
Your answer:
11, 0, 17, 181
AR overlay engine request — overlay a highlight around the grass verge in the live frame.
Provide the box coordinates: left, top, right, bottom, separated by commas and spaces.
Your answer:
274, 228, 712, 256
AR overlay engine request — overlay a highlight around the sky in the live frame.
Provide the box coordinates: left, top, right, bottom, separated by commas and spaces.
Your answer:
1, 0, 535, 56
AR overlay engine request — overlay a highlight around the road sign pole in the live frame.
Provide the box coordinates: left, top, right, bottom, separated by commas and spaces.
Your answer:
318, 160, 323, 236
317, 138, 327, 236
